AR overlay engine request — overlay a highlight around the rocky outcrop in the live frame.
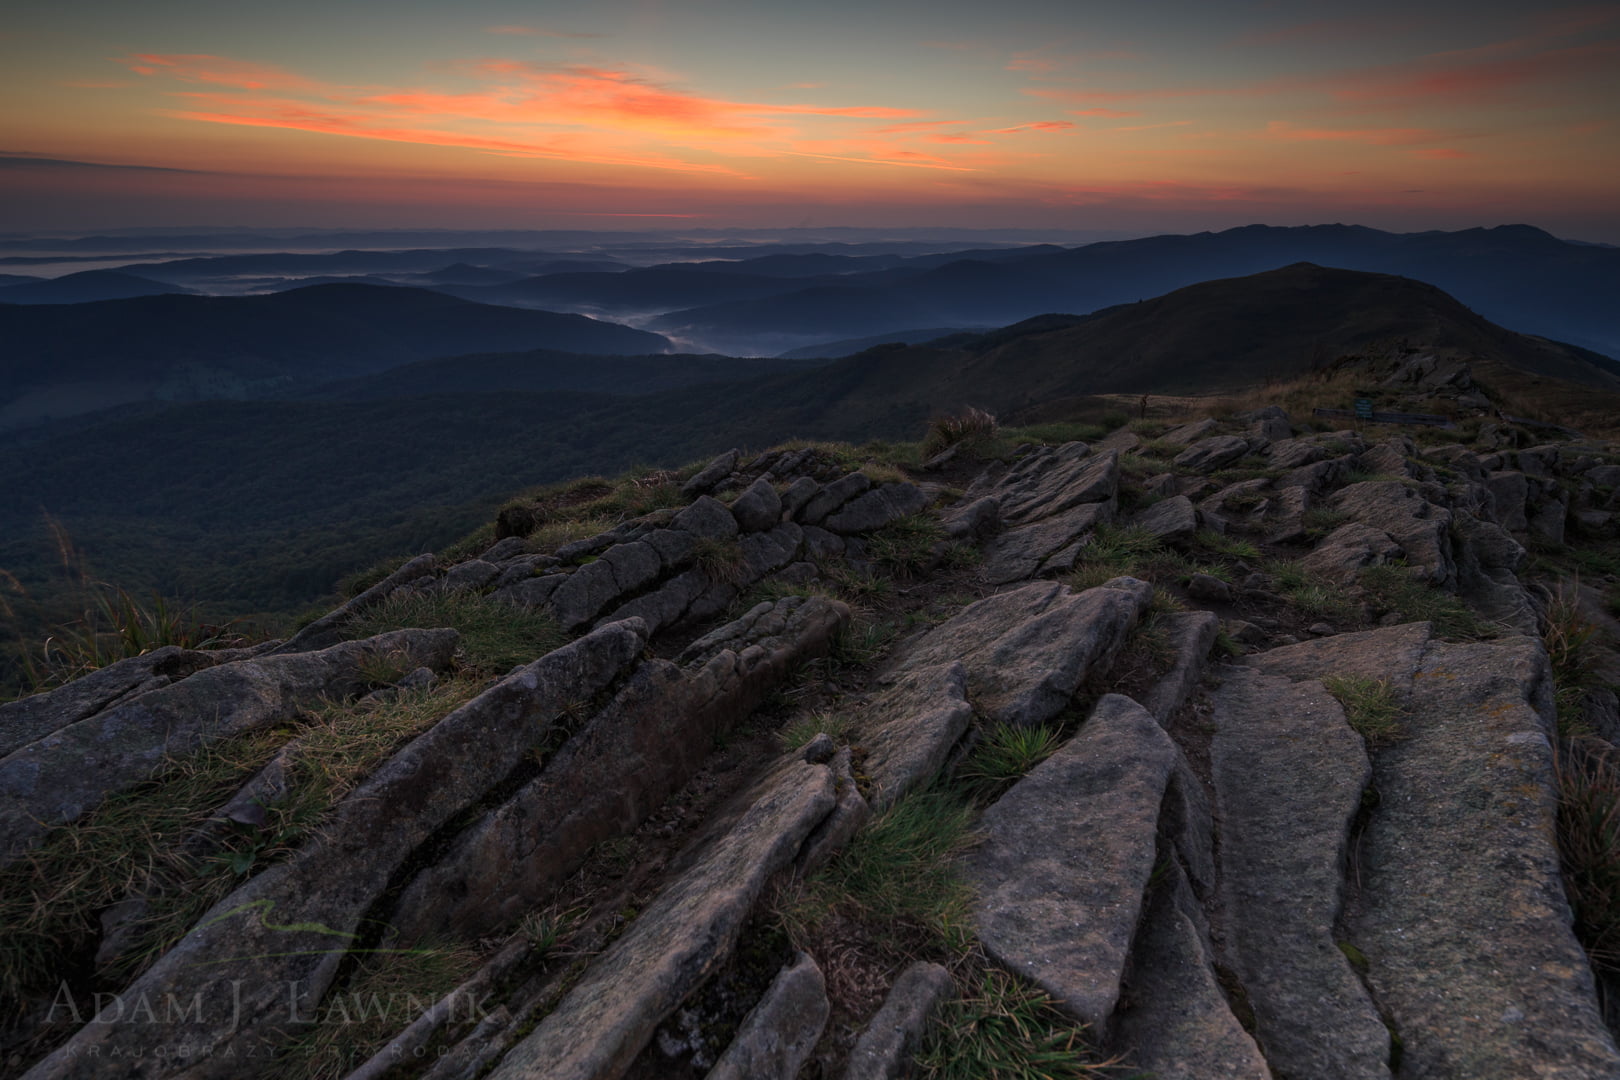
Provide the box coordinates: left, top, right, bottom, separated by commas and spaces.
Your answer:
0, 627, 459, 863
0, 644, 258, 759
388, 595, 848, 941
1251, 625, 1620, 1079
486, 760, 836, 1080
23, 621, 644, 1078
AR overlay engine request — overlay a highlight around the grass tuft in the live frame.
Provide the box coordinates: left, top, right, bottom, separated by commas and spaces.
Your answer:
779, 789, 977, 954
779, 710, 853, 751
867, 514, 946, 579
958, 723, 1063, 801
348, 591, 564, 674
916, 966, 1116, 1080
1322, 675, 1405, 746
922, 407, 999, 458
1556, 739, 1620, 975
1542, 579, 1601, 736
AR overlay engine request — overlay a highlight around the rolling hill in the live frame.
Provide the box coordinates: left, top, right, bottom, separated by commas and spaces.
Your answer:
2, 262, 1615, 634
0, 284, 671, 429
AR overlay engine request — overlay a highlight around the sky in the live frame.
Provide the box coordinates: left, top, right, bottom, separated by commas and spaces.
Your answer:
2, 0, 1618, 240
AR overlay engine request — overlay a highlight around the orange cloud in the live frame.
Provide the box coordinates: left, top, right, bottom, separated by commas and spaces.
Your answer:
164, 93, 750, 176
121, 53, 319, 91
123, 52, 979, 178
1409, 148, 1473, 159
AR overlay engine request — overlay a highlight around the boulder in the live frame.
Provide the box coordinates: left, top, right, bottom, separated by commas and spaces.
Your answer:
1486, 471, 1529, 533
672, 494, 741, 539
989, 445, 1118, 524
941, 495, 1000, 540
1161, 418, 1219, 446
823, 482, 931, 534
981, 501, 1112, 584
1300, 522, 1403, 582
1140, 609, 1219, 724
730, 477, 784, 532
680, 448, 740, 496
1332, 480, 1454, 586
0, 645, 238, 759
442, 558, 500, 592
887, 578, 1152, 729
799, 472, 873, 525
1131, 495, 1197, 542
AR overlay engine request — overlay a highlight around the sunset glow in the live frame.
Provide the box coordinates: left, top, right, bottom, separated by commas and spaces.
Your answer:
3, 0, 1618, 237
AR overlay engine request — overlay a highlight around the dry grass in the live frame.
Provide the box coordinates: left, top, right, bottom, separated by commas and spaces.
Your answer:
1557, 738, 1620, 974
0, 676, 480, 1012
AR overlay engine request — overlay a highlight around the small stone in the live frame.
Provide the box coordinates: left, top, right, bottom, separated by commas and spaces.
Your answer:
1308, 623, 1335, 636
1186, 573, 1233, 603
802, 732, 836, 764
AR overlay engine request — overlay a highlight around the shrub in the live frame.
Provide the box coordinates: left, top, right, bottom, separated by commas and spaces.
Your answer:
922, 407, 999, 458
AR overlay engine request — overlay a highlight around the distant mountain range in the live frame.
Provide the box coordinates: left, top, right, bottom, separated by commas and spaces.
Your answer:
0, 284, 670, 429
3, 262, 1615, 627
0, 269, 193, 304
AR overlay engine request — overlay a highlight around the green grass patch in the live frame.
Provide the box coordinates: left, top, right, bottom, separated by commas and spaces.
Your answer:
779, 789, 977, 955
958, 723, 1064, 801
916, 966, 1114, 1079
1194, 530, 1261, 562
1357, 565, 1491, 641
348, 592, 565, 674
692, 535, 751, 586
1000, 420, 1110, 447
1322, 675, 1405, 746
867, 514, 946, 578
779, 710, 853, 751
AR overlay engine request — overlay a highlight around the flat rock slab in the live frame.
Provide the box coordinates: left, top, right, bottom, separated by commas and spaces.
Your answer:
967, 694, 1176, 1028
1210, 666, 1389, 1080
842, 961, 955, 1080
859, 663, 975, 812
23, 621, 647, 1079
0, 628, 459, 864
1114, 861, 1271, 1080
1350, 635, 1620, 1078
982, 501, 1112, 584
889, 578, 1153, 729
986, 444, 1119, 524
707, 952, 828, 1080
0, 645, 238, 759
487, 760, 835, 1080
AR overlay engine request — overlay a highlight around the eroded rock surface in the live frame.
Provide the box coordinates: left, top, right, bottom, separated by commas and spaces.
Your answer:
968, 694, 1176, 1028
